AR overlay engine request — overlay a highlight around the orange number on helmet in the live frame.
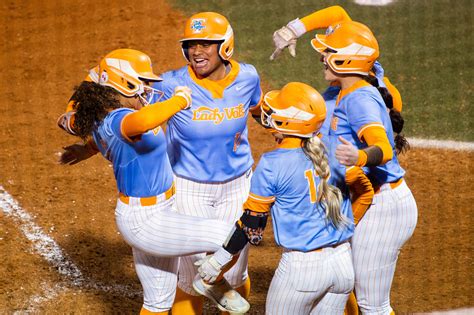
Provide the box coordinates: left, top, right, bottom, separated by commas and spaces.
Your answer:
304, 169, 317, 204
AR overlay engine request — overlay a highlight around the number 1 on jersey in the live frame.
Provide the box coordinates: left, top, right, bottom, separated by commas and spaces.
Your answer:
304, 169, 317, 204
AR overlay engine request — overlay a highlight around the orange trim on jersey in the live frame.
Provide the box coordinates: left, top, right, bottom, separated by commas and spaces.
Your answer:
336, 80, 371, 106
357, 123, 385, 140
277, 137, 303, 149
120, 96, 187, 141
188, 59, 240, 99
300, 5, 352, 32
244, 193, 274, 213
358, 124, 393, 164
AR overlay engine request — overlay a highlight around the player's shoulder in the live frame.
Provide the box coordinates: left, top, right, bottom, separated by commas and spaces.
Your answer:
236, 61, 259, 76
346, 85, 382, 107
159, 65, 189, 86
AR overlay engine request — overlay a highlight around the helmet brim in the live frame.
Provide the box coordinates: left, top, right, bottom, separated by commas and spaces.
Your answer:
310, 34, 329, 53
263, 90, 280, 110
137, 72, 163, 82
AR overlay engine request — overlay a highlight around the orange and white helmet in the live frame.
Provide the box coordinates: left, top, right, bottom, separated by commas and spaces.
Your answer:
98, 49, 163, 104
261, 82, 327, 138
180, 12, 234, 61
311, 20, 379, 75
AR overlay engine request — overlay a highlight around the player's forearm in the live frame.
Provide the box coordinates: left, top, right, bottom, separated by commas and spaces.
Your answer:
121, 96, 187, 138
300, 6, 352, 33
356, 126, 393, 166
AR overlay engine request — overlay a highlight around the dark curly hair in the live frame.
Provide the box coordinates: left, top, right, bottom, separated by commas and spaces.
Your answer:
71, 81, 122, 139
365, 75, 409, 154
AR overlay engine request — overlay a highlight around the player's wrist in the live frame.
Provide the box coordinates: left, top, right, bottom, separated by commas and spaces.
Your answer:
356, 150, 368, 166
287, 18, 306, 38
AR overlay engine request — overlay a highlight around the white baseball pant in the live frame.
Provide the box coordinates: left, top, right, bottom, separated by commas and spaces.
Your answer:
351, 180, 418, 315
266, 242, 354, 315
174, 169, 252, 295
115, 196, 234, 312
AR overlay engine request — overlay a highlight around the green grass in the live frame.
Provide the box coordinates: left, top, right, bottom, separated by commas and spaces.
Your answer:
170, 0, 473, 141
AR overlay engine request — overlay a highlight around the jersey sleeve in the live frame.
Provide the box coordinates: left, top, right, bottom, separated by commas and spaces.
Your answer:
108, 108, 134, 142
300, 6, 352, 32
244, 155, 276, 213
152, 73, 176, 102
345, 93, 385, 140
248, 66, 263, 109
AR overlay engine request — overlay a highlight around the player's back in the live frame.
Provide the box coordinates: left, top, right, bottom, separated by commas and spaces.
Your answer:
92, 108, 174, 197
253, 140, 354, 252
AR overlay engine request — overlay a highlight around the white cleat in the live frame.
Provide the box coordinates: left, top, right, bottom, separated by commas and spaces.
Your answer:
192, 275, 250, 314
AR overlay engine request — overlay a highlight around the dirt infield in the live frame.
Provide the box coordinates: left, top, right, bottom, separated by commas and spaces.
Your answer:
0, 1, 472, 313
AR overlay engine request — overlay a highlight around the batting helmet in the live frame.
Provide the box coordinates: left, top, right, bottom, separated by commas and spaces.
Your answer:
261, 82, 327, 138
98, 49, 162, 103
180, 12, 234, 62
311, 20, 379, 75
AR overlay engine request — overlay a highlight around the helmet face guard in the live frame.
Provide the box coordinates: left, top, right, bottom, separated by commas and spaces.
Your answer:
261, 82, 327, 138
311, 21, 379, 75
180, 12, 234, 62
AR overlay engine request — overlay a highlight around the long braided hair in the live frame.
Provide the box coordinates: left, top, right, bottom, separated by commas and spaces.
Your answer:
365, 75, 409, 154
71, 81, 122, 140
301, 136, 349, 228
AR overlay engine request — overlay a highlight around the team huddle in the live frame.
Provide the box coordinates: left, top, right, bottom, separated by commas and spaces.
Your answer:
57, 5, 417, 315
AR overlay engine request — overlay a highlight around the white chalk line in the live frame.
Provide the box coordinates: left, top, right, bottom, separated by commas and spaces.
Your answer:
408, 137, 474, 152
1, 133, 473, 312
0, 186, 141, 311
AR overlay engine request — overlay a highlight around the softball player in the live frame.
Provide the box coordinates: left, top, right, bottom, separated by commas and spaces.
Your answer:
311, 21, 418, 314
150, 12, 262, 313
59, 49, 251, 315
270, 7, 409, 314
203, 82, 356, 314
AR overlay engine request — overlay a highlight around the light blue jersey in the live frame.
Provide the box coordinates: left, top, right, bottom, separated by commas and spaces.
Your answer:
320, 85, 340, 136
248, 138, 354, 252
92, 108, 174, 197
329, 81, 405, 185
152, 60, 262, 183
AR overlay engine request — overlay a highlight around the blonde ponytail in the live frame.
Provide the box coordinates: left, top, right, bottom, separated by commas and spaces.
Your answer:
302, 136, 348, 228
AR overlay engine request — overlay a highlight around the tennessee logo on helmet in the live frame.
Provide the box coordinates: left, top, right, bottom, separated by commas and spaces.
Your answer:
190, 19, 206, 33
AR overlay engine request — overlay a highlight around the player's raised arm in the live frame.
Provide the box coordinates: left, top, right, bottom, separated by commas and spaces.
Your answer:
270, 5, 352, 60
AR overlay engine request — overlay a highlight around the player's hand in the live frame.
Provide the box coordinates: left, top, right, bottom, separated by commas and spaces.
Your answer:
270, 26, 298, 60
195, 248, 233, 283
59, 142, 97, 165
173, 86, 192, 109
336, 136, 360, 166
241, 210, 269, 246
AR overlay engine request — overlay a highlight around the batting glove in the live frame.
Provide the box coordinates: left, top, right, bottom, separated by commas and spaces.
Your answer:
173, 86, 192, 109
194, 248, 233, 283
270, 18, 306, 61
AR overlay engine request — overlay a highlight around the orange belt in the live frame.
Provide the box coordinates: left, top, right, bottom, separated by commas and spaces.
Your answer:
119, 183, 175, 206
374, 178, 403, 194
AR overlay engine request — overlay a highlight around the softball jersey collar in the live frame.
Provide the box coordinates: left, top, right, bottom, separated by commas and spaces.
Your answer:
336, 79, 371, 106
187, 59, 240, 99
277, 137, 303, 149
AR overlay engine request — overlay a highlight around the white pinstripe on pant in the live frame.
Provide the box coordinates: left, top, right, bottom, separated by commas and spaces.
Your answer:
265, 242, 354, 315
174, 170, 252, 295
351, 180, 418, 315
115, 197, 234, 312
